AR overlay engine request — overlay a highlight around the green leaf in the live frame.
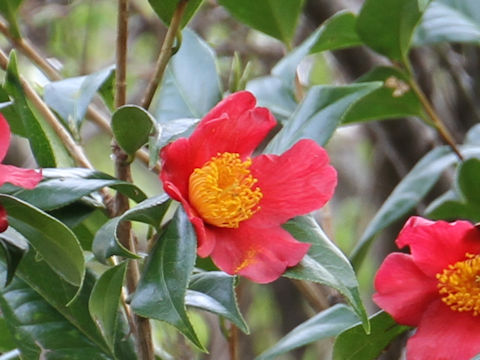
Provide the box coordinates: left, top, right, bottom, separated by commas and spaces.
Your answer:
256, 304, 359, 360
153, 29, 221, 123
4, 51, 58, 167
0, 194, 84, 287
427, 158, 480, 222
131, 207, 205, 351
0, 242, 112, 358
92, 194, 171, 263
89, 262, 127, 350
283, 216, 369, 331
310, 11, 363, 53
112, 105, 155, 155
148, 0, 203, 28
356, 0, 431, 62
218, 0, 304, 44
0, 227, 28, 286
343, 67, 424, 124
13, 168, 147, 210
0, 274, 113, 360
333, 312, 410, 360
0, 318, 17, 352
266, 82, 382, 154
0, 234, 136, 359
414, 0, 480, 46
0, 0, 23, 38
272, 11, 361, 86
186, 271, 248, 333
247, 76, 297, 121
350, 145, 480, 269
43, 66, 115, 132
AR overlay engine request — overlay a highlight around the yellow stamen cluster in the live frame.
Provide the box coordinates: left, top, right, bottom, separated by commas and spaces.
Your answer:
436, 253, 480, 316
189, 152, 262, 228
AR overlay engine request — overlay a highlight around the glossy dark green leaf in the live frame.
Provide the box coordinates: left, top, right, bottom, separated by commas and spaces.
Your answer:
186, 271, 248, 333
310, 11, 362, 53
0, 194, 84, 287
218, 0, 304, 44
256, 304, 359, 360
357, 0, 431, 62
343, 67, 424, 124
0, 275, 113, 360
112, 105, 155, 155
0, 238, 135, 359
92, 194, 170, 263
5, 51, 57, 167
13, 168, 147, 210
350, 145, 480, 269
148, 0, 203, 28
0, 0, 23, 38
272, 11, 362, 86
131, 208, 205, 351
333, 311, 410, 360
44, 66, 115, 131
153, 29, 221, 122
89, 262, 127, 350
283, 216, 369, 331
0, 318, 16, 352
414, 0, 480, 46
266, 82, 382, 154
0, 228, 28, 286
427, 158, 480, 222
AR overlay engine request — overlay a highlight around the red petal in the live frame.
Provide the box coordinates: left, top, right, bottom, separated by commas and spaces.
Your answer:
0, 205, 7, 233
407, 299, 480, 360
0, 114, 11, 162
373, 253, 438, 327
250, 139, 337, 226
160, 92, 276, 200
200, 90, 256, 124
396, 216, 480, 277
0, 165, 42, 189
209, 223, 310, 284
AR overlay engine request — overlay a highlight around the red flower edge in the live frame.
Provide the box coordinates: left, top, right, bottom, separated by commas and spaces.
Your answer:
0, 114, 42, 232
160, 91, 337, 283
373, 216, 480, 360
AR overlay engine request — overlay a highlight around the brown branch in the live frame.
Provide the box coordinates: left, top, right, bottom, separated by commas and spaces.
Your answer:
141, 0, 188, 110
113, 1, 154, 359
407, 76, 464, 161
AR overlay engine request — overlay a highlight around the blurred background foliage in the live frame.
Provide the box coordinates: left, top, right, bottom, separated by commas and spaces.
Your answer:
2, 0, 480, 359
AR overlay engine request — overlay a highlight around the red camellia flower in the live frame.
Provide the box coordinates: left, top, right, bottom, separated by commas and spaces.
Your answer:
160, 91, 337, 283
373, 216, 480, 360
0, 113, 42, 232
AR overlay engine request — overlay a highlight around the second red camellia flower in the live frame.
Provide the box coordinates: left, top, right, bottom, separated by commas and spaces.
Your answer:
160, 91, 337, 283
373, 216, 480, 360
0, 113, 43, 232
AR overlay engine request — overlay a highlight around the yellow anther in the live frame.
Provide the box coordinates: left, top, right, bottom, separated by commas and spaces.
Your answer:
436, 253, 480, 316
189, 152, 262, 228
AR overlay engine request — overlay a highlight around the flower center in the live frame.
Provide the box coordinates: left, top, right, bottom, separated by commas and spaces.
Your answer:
436, 253, 480, 316
188, 152, 262, 228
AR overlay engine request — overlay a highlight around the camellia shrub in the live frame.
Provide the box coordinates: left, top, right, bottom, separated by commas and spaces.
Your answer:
0, 0, 479, 359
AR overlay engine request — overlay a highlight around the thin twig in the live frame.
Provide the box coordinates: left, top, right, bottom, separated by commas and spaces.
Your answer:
114, 1, 154, 359
140, 0, 188, 110
228, 323, 238, 360
407, 76, 464, 161
116, 0, 129, 108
